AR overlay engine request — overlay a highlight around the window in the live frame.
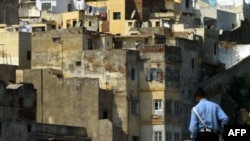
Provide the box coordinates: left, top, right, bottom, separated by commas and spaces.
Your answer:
156, 21, 160, 27
166, 99, 172, 114
174, 101, 181, 115
132, 136, 139, 141
174, 132, 180, 141
27, 125, 32, 132
214, 43, 217, 55
173, 70, 180, 82
131, 101, 139, 115
113, 12, 121, 20
89, 21, 92, 27
191, 59, 194, 70
154, 99, 163, 115
128, 22, 133, 27
154, 99, 163, 110
103, 109, 108, 119
131, 68, 136, 80
27, 51, 31, 60
166, 68, 172, 81
166, 131, 172, 141
186, 0, 189, 8
154, 131, 162, 141
88, 38, 93, 49
75, 61, 81, 66
146, 68, 162, 81
73, 20, 77, 27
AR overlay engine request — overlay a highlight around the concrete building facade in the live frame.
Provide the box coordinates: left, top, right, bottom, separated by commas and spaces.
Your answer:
137, 45, 182, 141
17, 69, 113, 141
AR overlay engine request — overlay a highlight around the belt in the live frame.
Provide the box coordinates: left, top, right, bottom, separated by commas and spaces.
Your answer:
199, 128, 218, 133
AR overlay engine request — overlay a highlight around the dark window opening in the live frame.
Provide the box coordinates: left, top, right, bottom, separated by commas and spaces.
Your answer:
75, 61, 81, 66
113, 12, 121, 20
128, 22, 133, 27
156, 21, 160, 27
174, 70, 180, 82
214, 44, 217, 55
166, 100, 172, 114
103, 109, 108, 119
73, 20, 77, 27
27, 51, 31, 60
51, 24, 56, 29
131, 68, 136, 80
174, 101, 181, 115
88, 38, 93, 49
132, 136, 139, 141
186, 0, 190, 8
27, 125, 32, 132
191, 59, 194, 70
66, 23, 71, 28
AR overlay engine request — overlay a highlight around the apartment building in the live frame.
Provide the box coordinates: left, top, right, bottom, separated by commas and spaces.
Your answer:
137, 44, 182, 141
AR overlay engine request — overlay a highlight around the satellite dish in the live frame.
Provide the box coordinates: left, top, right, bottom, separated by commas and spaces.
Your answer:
130, 10, 136, 19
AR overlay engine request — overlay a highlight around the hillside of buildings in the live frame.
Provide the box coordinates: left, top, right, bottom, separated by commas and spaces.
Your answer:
0, 0, 250, 141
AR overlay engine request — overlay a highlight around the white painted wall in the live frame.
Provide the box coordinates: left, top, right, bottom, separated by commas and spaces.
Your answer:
243, 0, 250, 20
70, 0, 86, 11
218, 44, 250, 69
36, 0, 69, 13
217, 0, 243, 7
141, 125, 165, 141
216, 9, 243, 31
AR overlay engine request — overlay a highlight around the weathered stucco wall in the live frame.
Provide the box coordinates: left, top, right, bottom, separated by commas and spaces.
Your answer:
31, 29, 84, 70
20, 69, 100, 141
0, 32, 19, 65
83, 49, 140, 141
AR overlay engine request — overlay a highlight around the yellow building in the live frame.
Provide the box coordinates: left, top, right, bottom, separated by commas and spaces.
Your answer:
62, 11, 85, 29
87, 0, 126, 35
0, 28, 20, 66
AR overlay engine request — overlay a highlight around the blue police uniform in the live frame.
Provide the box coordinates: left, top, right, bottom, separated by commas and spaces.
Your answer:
189, 98, 229, 141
